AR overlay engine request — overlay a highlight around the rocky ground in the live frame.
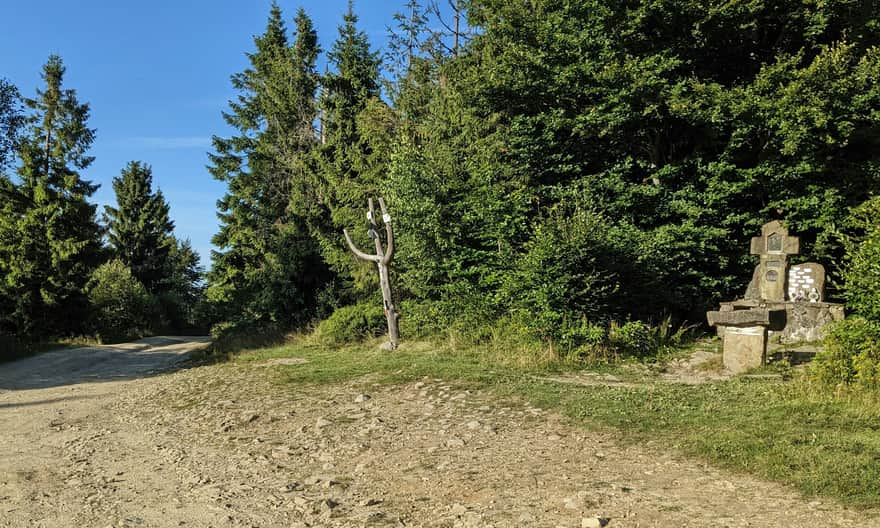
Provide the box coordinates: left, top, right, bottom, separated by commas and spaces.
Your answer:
0, 338, 875, 527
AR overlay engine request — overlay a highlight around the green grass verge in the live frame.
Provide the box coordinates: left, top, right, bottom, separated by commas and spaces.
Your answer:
235, 337, 880, 509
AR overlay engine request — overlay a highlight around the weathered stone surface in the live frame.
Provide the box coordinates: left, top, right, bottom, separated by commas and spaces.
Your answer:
743, 265, 762, 300
722, 326, 767, 374
707, 309, 772, 328
717, 221, 844, 343
750, 221, 800, 302
787, 262, 825, 303
782, 302, 844, 342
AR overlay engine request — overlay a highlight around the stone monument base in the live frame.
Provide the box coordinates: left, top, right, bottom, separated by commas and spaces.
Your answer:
722, 326, 767, 373
707, 308, 783, 374
717, 300, 844, 343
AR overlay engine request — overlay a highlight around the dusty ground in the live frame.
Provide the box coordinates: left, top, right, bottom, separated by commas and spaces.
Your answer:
0, 338, 876, 527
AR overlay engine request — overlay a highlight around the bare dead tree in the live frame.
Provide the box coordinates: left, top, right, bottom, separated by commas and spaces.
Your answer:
343, 198, 401, 349
429, 0, 471, 58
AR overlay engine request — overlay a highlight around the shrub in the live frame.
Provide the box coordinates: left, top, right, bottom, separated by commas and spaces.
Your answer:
0, 334, 31, 363
87, 260, 153, 343
608, 320, 655, 358
399, 299, 450, 339
316, 303, 387, 346
502, 208, 665, 344
812, 317, 880, 389
209, 319, 286, 356
400, 292, 498, 343
841, 197, 880, 321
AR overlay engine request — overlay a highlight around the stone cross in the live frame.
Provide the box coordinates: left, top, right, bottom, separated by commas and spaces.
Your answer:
749, 220, 799, 302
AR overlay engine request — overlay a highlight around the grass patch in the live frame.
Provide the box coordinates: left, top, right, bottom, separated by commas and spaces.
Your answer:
236, 336, 880, 509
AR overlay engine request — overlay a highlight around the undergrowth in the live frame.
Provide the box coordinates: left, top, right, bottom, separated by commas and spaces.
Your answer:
0, 335, 100, 364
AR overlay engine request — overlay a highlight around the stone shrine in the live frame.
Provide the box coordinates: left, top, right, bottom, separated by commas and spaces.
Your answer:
748, 220, 799, 302
707, 221, 845, 374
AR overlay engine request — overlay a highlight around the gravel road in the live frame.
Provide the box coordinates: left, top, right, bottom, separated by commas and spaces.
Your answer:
0, 338, 876, 527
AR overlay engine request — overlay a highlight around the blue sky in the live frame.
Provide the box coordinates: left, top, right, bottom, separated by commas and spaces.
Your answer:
1, 0, 408, 267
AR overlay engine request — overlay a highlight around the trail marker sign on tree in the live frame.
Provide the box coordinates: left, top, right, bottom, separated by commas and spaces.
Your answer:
343, 198, 400, 350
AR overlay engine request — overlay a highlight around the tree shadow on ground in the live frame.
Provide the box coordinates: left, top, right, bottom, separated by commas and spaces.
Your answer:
0, 336, 210, 391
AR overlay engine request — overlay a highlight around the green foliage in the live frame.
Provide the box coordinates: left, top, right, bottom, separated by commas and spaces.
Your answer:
451, 0, 880, 316
156, 238, 207, 332
315, 302, 387, 346
208, 319, 287, 356
813, 317, 880, 389
0, 78, 23, 171
309, 3, 385, 297
196, 1, 880, 350
104, 161, 174, 293
503, 209, 646, 337
87, 260, 152, 343
840, 197, 880, 321
608, 321, 656, 358
0, 56, 102, 338
208, 3, 329, 327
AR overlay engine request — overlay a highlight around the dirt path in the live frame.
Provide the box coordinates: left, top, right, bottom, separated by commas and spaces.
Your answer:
0, 340, 875, 527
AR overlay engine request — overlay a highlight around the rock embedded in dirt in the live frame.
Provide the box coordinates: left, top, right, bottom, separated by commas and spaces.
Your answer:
581, 516, 610, 528
564, 496, 582, 510
314, 417, 332, 431
445, 436, 466, 448
320, 498, 339, 510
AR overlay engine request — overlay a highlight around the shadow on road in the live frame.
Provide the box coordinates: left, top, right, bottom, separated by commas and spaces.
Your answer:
0, 394, 99, 409
0, 336, 210, 391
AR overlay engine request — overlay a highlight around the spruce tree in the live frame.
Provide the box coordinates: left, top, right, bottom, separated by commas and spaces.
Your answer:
162, 237, 205, 330
0, 78, 23, 173
104, 161, 174, 293
313, 1, 383, 295
208, 4, 327, 326
0, 56, 102, 337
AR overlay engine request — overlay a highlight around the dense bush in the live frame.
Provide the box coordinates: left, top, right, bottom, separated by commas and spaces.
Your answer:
0, 334, 30, 363
608, 321, 656, 358
502, 209, 661, 343
209, 319, 286, 355
87, 260, 153, 343
840, 197, 880, 322
316, 303, 388, 346
812, 317, 880, 389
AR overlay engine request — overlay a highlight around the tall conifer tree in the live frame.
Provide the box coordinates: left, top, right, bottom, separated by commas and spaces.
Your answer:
208, 4, 326, 325
104, 161, 174, 293
0, 56, 102, 336
0, 78, 23, 173
313, 1, 383, 295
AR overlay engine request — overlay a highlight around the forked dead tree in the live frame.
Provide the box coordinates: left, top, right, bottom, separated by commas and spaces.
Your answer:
343, 198, 400, 349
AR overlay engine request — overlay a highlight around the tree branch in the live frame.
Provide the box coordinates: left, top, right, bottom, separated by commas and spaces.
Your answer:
378, 197, 394, 265
344, 228, 381, 263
